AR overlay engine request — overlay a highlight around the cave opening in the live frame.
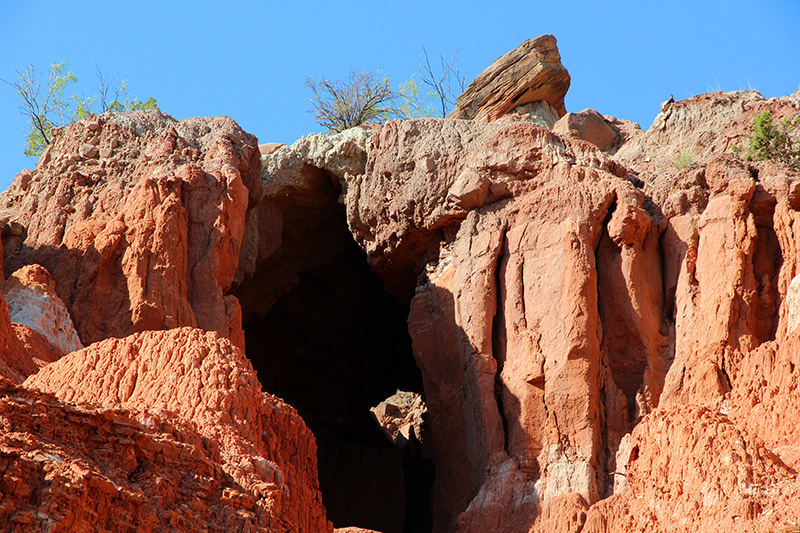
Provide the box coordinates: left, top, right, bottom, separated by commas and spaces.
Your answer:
234, 165, 433, 533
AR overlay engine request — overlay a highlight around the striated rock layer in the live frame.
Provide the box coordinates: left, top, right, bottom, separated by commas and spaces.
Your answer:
22, 327, 331, 532
449, 35, 571, 120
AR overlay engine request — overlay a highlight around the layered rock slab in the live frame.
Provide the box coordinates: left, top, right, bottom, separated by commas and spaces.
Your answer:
449, 35, 570, 121
0, 111, 262, 348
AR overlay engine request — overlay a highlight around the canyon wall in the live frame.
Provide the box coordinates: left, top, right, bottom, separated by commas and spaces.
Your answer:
349, 91, 800, 532
0, 37, 799, 533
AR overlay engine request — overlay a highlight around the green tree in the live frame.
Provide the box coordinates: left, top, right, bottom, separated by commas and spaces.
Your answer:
396, 75, 437, 119
396, 47, 469, 119
305, 69, 397, 133
3, 61, 83, 156
3, 61, 158, 157
95, 66, 158, 113
744, 111, 800, 167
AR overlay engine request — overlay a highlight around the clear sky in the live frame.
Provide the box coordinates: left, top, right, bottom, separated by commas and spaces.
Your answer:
1, 0, 799, 191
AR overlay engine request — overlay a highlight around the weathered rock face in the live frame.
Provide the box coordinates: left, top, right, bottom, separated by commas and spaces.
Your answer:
0, 111, 338, 532
351, 117, 658, 531
348, 91, 800, 531
1, 49, 800, 533
614, 90, 800, 207
449, 35, 571, 121
582, 405, 800, 533
0, 110, 262, 349
23, 327, 331, 532
0, 259, 63, 383
499, 101, 560, 130
234, 128, 371, 316
0, 376, 327, 532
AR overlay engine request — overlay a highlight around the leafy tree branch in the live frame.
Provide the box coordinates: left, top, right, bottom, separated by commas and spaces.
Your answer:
2, 61, 158, 157
304, 47, 469, 132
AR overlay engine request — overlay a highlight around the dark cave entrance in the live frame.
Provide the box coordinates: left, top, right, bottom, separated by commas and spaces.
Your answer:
234, 165, 433, 533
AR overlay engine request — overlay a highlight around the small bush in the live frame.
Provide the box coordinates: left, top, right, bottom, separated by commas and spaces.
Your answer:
3, 61, 158, 157
304, 70, 397, 133
744, 111, 800, 168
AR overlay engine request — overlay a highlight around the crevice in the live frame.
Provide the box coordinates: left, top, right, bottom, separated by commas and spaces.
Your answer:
659, 228, 681, 326
719, 350, 733, 392
596, 198, 648, 418
491, 227, 510, 454
749, 185, 781, 344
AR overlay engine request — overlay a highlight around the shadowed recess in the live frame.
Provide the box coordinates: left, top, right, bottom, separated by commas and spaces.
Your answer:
234, 169, 433, 533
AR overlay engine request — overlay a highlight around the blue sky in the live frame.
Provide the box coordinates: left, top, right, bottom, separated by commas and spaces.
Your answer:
1, 1, 799, 191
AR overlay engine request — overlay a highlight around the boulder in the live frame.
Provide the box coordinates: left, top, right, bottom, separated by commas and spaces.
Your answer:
449, 35, 570, 121
0, 293, 35, 383
258, 142, 285, 157
553, 108, 618, 150
0, 256, 59, 382
370, 390, 427, 446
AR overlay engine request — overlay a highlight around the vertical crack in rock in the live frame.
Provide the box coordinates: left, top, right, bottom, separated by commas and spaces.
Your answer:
749, 184, 781, 344
454, 212, 508, 488
491, 225, 511, 454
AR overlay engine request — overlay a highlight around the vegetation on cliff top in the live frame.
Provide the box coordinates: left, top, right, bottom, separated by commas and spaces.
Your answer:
305, 47, 467, 133
741, 110, 800, 169
2, 61, 158, 157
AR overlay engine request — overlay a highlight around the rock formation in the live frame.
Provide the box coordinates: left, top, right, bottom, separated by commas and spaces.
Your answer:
0, 111, 262, 349
24, 327, 329, 532
449, 35, 571, 121
1, 35, 800, 533
370, 390, 426, 446
2, 264, 83, 356
359, 117, 655, 530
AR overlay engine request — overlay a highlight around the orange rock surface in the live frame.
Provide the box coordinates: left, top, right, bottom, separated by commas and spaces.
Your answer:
1, 45, 800, 533
20, 327, 330, 532
352, 91, 800, 531
0, 111, 262, 349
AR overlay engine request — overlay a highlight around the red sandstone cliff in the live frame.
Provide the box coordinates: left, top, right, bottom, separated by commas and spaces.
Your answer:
1, 111, 262, 350
0, 36, 799, 533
